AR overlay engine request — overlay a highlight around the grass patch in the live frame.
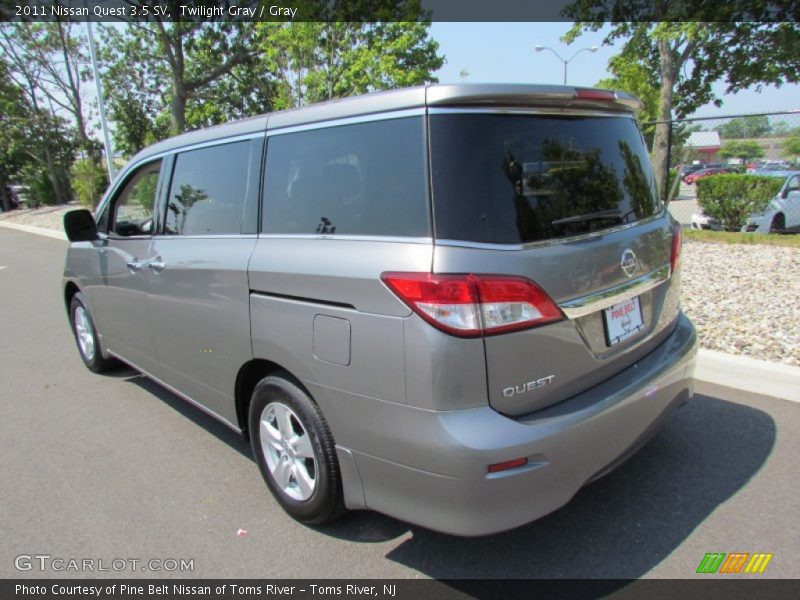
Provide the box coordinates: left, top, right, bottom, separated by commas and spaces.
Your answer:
684, 228, 800, 248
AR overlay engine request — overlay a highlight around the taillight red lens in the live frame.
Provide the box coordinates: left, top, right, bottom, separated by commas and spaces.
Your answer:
575, 88, 616, 102
670, 226, 682, 276
381, 272, 564, 337
488, 457, 529, 473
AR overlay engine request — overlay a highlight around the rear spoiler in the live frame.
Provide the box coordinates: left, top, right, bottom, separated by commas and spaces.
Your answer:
425, 84, 643, 114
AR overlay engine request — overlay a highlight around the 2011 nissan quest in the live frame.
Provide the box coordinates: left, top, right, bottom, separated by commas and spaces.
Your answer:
62, 84, 697, 536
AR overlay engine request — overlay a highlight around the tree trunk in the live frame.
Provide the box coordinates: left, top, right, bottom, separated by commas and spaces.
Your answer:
0, 183, 12, 212
651, 38, 676, 200
171, 83, 187, 134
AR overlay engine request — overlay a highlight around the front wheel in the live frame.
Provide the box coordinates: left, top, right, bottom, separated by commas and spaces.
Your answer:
770, 214, 785, 234
69, 292, 120, 373
249, 374, 345, 524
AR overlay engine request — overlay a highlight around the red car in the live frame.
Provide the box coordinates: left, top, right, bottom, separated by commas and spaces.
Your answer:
684, 167, 731, 184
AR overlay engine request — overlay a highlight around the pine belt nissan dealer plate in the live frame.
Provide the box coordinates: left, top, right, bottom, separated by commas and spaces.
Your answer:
604, 296, 644, 346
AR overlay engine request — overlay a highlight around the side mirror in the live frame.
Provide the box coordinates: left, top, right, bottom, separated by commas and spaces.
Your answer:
64, 209, 98, 242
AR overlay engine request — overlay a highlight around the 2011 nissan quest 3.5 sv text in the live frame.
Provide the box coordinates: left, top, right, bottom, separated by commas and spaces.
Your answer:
62, 84, 697, 536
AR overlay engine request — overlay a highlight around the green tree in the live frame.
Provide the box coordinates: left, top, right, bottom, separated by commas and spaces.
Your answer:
101, 12, 267, 143
563, 2, 800, 196
715, 115, 772, 139
71, 158, 108, 210
0, 23, 98, 161
595, 56, 659, 145
0, 61, 28, 211
771, 120, 796, 137
718, 139, 765, 161
259, 2, 444, 108
783, 134, 800, 163
0, 29, 76, 205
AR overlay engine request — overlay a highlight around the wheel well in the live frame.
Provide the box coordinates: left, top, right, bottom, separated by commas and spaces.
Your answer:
64, 281, 80, 313
235, 359, 308, 439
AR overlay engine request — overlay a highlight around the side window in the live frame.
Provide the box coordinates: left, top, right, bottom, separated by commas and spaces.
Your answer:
262, 116, 429, 238
110, 161, 161, 237
787, 176, 800, 193
165, 140, 254, 236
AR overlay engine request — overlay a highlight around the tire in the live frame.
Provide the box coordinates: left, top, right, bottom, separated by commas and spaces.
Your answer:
769, 214, 785, 234
249, 374, 345, 524
69, 292, 120, 373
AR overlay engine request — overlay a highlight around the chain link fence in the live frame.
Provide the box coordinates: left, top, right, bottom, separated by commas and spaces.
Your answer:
649, 111, 800, 233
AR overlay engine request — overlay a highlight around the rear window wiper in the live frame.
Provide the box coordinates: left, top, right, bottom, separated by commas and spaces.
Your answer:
551, 209, 624, 226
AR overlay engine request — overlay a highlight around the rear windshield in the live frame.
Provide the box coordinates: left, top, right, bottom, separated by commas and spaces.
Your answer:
429, 114, 661, 244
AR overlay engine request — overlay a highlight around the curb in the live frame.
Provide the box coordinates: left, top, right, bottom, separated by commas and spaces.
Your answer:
1, 219, 798, 402
0, 220, 67, 240
694, 349, 800, 403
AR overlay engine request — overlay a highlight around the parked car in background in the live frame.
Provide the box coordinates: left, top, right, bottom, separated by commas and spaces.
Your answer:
683, 167, 732, 184
690, 208, 720, 231
680, 163, 707, 181
742, 171, 800, 233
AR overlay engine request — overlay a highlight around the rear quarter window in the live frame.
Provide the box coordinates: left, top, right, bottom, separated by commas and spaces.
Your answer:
429, 113, 661, 244
262, 116, 430, 238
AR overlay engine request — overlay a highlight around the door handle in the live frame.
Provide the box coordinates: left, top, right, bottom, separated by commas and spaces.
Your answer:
126, 259, 143, 271
147, 258, 166, 272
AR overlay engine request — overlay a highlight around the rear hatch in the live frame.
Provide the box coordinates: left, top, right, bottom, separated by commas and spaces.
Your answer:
427, 103, 682, 416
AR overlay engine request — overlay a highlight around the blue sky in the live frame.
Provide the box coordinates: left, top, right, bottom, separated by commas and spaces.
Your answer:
429, 23, 800, 118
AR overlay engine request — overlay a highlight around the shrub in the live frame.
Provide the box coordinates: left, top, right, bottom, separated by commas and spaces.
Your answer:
18, 164, 68, 208
696, 174, 783, 231
71, 158, 108, 210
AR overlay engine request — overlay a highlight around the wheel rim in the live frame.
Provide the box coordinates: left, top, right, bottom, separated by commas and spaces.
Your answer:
259, 401, 317, 501
73, 306, 95, 361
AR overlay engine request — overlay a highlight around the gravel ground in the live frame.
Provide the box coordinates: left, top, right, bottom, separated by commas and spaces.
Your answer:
0, 203, 77, 229
681, 240, 800, 366
2, 206, 798, 366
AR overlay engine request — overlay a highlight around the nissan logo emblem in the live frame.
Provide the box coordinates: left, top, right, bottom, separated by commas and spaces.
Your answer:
620, 249, 639, 278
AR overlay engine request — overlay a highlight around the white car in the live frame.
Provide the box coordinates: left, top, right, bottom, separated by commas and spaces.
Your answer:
690, 209, 720, 231
742, 171, 800, 233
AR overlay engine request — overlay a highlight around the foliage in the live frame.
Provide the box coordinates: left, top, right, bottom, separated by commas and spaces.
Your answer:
718, 139, 765, 161
771, 120, 798, 137
100, 14, 268, 149
259, 6, 443, 109
595, 54, 659, 145
782, 134, 800, 160
0, 25, 78, 205
562, 2, 800, 196
0, 23, 96, 158
696, 174, 783, 231
72, 158, 109, 210
714, 115, 772, 139
0, 61, 29, 210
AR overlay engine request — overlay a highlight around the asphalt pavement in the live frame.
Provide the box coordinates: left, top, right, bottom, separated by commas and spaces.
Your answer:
1, 227, 798, 580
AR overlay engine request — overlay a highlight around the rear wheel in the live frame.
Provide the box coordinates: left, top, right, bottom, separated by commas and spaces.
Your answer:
770, 213, 785, 234
69, 292, 120, 372
249, 374, 345, 524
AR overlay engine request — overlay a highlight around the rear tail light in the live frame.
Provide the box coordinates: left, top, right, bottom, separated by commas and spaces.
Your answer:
670, 226, 682, 276
575, 88, 616, 102
381, 272, 564, 337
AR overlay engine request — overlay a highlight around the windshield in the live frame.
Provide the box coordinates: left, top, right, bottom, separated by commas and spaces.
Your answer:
429, 113, 662, 244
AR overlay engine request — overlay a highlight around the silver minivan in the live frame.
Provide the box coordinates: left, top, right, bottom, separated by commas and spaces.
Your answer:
63, 84, 697, 536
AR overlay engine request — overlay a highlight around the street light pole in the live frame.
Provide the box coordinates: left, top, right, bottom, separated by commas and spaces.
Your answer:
533, 45, 599, 85
84, 16, 115, 181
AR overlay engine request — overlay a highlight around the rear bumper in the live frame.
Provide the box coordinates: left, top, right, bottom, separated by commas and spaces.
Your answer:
346, 313, 697, 536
